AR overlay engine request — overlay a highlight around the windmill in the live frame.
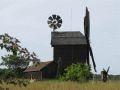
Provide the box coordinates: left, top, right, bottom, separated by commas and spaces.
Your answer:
47, 14, 63, 77
101, 66, 110, 82
47, 14, 62, 31
84, 7, 97, 72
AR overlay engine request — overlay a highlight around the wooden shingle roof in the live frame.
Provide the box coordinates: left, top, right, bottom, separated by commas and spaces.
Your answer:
51, 31, 87, 46
24, 61, 53, 72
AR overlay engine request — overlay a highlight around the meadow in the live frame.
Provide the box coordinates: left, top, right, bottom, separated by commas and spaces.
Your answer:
1, 80, 120, 90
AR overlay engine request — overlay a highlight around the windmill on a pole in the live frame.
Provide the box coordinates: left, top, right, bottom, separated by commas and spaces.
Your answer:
47, 14, 62, 31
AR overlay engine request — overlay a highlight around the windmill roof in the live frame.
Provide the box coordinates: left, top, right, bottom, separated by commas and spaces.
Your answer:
24, 61, 53, 72
51, 31, 87, 45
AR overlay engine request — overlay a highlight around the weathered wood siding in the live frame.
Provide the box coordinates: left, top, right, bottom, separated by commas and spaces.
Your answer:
54, 45, 87, 72
24, 71, 42, 80
41, 61, 57, 79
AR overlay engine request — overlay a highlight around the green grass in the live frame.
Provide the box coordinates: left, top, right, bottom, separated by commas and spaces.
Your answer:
1, 80, 120, 90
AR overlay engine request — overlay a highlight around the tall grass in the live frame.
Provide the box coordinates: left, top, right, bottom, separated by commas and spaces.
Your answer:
1, 80, 120, 90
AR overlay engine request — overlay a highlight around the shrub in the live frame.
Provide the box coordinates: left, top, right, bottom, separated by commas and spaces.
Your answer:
60, 63, 93, 82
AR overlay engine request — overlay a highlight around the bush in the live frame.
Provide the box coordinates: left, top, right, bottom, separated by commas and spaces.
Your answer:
60, 63, 93, 82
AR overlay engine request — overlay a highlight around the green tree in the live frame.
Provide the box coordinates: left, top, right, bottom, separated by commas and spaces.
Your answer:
0, 33, 40, 87
0, 33, 40, 70
60, 63, 93, 82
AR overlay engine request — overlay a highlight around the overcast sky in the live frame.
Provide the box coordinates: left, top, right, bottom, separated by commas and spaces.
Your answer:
0, 0, 120, 74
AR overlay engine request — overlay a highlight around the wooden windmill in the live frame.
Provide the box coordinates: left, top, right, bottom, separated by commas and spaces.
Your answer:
84, 7, 97, 72
101, 66, 110, 82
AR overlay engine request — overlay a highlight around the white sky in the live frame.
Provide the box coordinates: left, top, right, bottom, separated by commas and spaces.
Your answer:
0, 0, 120, 74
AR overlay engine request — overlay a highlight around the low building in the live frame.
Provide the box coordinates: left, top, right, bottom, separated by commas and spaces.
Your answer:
24, 61, 57, 80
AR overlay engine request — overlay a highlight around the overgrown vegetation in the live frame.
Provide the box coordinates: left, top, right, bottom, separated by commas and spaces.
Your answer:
59, 63, 93, 82
0, 80, 120, 90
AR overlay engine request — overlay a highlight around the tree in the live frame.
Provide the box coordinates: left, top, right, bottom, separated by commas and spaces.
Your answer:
0, 33, 40, 70
0, 33, 40, 87
60, 63, 93, 82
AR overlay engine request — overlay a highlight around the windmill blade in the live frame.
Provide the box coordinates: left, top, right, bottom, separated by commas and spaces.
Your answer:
48, 16, 53, 21
89, 46, 97, 72
48, 20, 52, 24
56, 15, 60, 20
49, 23, 54, 28
84, 16, 87, 36
53, 25, 57, 30
84, 7, 96, 72
103, 68, 106, 71
107, 66, 110, 73
85, 37, 90, 65
52, 14, 57, 19
58, 19, 62, 23
57, 23, 61, 28
84, 7, 90, 39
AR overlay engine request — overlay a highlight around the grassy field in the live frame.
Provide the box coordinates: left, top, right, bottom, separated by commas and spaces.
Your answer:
1, 80, 120, 90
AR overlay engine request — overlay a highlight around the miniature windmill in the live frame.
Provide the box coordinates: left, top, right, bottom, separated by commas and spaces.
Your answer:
47, 14, 62, 31
101, 66, 110, 82
84, 7, 97, 72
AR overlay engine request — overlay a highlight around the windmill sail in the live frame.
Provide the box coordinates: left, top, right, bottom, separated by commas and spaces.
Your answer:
84, 7, 97, 72
107, 66, 110, 73
84, 7, 90, 39
84, 7, 90, 65
89, 47, 96, 72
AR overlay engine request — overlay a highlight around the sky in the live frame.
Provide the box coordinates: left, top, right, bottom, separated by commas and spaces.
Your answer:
0, 0, 120, 74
